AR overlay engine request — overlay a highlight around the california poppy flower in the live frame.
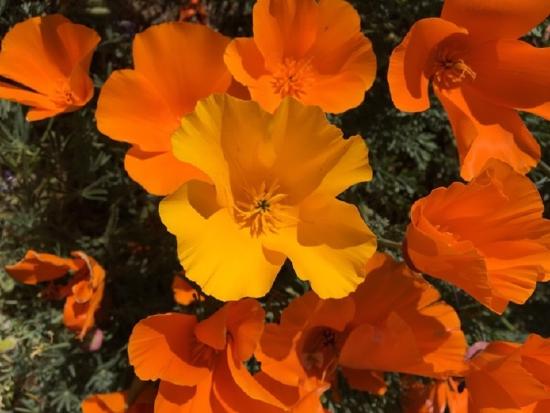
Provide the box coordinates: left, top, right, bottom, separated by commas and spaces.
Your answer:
224, 0, 376, 113
128, 299, 327, 412
257, 253, 467, 397
466, 334, 550, 412
159, 94, 376, 301
172, 273, 203, 306
0, 14, 99, 121
405, 159, 550, 314
5, 250, 106, 340
96, 22, 247, 196
401, 377, 468, 413
388, 0, 550, 180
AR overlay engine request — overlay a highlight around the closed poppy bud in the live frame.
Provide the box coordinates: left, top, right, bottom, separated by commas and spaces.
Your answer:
0, 15, 100, 121
405, 159, 550, 314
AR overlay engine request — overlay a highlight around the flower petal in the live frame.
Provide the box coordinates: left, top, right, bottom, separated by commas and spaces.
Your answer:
468, 39, 550, 117
252, 0, 319, 68
81, 391, 127, 413
435, 85, 540, 180
266, 197, 376, 298
388, 18, 466, 112
128, 313, 210, 386
160, 181, 285, 301
133, 22, 232, 116
124, 147, 209, 196
96, 69, 178, 153
441, 0, 550, 40
5, 250, 80, 285
155, 380, 212, 413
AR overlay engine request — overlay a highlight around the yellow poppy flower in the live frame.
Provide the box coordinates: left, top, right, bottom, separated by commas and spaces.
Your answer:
160, 94, 376, 301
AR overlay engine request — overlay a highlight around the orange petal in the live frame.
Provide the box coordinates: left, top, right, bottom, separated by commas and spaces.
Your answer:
96, 69, 179, 153
435, 85, 540, 181
388, 18, 466, 112
155, 380, 212, 413
71, 279, 93, 303
342, 368, 387, 395
467, 336, 550, 411
5, 250, 80, 285
124, 147, 210, 196
341, 253, 468, 377
132, 22, 232, 116
441, 0, 550, 41
211, 345, 288, 412
0, 16, 65, 95
81, 391, 127, 413
252, 0, 319, 68
224, 38, 268, 87
128, 313, 211, 386
467, 40, 550, 117
172, 274, 201, 306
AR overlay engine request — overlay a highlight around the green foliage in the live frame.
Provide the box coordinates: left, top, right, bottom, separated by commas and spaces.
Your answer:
0, 1, 549, 412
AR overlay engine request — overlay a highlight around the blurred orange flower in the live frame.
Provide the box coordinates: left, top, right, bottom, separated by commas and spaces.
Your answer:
258, 253, 467, 397
405, 159, 550, 314
224, 0, 376, 113
171, 273, 203, 305
81, 384, 156, 413
5, 250, 106, 340
128, 299, 326, 411
0, 14, 99, 121
388, 0, 550, 180
401, 377, 468, 413
81, 387, 155, 413
96, 22, 247, 196
466, 334, 550, 412
160, 94, 376, 301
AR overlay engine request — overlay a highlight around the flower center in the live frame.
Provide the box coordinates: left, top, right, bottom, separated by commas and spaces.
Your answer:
271, 58, 314, 99
300, 327, 342, 380
431, 47, 476, 89
234, 181, 291, 237
54, 82, 77, 106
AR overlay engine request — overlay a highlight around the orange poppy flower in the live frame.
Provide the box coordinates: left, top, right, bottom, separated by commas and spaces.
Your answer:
81, 385, 156, 413
159, 94, 376, 301
388, 0, 550, 180
466, 334, 550, 412
258, 253, 467, 397
172, 273, 203, 306
96, 22, 247, 196
401, 377, 468, 413
5, 250, 106, 340
128, 299, 326, 412
224, 0, 376, 113
63, 252, 106, 340
405, 159, 550, 314
0, 14, 99, 121
339, 253, 467, 379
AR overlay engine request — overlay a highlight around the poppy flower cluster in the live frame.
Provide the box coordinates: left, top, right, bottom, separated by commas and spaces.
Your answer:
5, 250, 105, 340
0, 0, 549, 411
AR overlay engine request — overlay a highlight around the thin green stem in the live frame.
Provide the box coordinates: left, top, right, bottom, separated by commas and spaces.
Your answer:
538, 160, 550, 177
378, 237, 402, 250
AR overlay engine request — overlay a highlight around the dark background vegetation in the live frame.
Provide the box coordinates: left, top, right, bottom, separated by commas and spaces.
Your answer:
0, 1, 548, 412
